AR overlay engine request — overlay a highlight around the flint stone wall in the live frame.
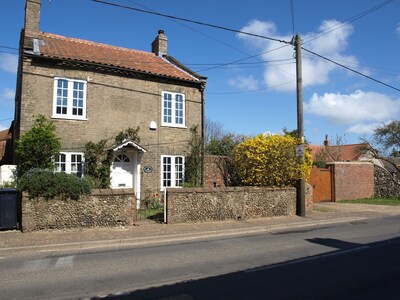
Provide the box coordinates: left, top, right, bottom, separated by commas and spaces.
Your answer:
374, 165, 400, 198
166, 187, 296, 224
21, 189, 136, 232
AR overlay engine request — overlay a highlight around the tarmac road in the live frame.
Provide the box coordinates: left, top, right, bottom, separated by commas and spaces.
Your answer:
0, 203, 400, 299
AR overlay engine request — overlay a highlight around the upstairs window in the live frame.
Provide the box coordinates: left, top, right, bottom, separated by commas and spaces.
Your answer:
55, 152, 84, 178
53, 77, 87, 120
162, 91, 185, 127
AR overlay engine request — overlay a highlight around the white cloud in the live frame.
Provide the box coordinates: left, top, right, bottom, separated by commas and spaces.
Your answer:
237, 19, 358, 92
397, 22, 400, 37
304, 90, 400, 125
228, 75, 259, 91
346, 123, 381, 134
0, 53, 18, 74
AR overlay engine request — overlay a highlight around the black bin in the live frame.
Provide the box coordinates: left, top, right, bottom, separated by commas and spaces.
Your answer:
0, 188, 19, 229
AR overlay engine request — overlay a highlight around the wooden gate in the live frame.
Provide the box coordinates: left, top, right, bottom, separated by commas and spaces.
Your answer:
309, 167, 332, 202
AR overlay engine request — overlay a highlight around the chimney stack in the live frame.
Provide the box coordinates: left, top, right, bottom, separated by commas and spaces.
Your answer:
151, 30, 168, 56
24, 0, 41, 35
323, 134, 330, 146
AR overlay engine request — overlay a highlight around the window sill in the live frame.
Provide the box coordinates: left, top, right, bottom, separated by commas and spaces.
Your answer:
51, 115, 88, 121
161, 124, 187, 129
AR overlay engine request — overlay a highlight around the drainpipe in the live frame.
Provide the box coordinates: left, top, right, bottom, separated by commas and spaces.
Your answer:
200, 80, 206, 186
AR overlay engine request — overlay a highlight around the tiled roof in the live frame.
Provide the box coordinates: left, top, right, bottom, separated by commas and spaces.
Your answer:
0, 129, 11, 142
0, 129, 11, 163
32, 32, 199, 82
309, 143, 369, 162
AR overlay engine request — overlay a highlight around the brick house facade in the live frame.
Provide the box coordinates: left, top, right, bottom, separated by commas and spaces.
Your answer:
14, 0, 206, 203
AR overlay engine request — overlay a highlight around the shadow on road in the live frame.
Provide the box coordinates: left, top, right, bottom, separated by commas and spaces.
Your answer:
92, 237, 400, 300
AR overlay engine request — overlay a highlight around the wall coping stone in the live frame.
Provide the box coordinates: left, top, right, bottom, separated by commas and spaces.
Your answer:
167, 187, 296, 194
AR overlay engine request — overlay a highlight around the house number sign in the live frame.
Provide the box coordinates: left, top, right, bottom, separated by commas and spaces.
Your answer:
143, 166, 153, 173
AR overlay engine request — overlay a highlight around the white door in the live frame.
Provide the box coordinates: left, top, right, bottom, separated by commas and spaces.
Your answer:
111, 153, 133, 188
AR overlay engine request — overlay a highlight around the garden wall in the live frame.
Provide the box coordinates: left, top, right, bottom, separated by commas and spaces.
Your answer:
204, 155, 229, 188
166, 187, 296, 224
329, 162, 374, 201
21, 189, 136, 232
374, 165, 400, 198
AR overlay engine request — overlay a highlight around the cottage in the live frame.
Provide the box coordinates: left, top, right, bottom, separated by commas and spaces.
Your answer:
13, 0, 207, 204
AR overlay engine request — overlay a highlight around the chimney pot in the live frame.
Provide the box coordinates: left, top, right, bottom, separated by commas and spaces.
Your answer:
324, 134, 330, 146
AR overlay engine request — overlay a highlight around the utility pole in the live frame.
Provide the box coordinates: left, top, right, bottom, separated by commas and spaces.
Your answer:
294, 34, 306, 217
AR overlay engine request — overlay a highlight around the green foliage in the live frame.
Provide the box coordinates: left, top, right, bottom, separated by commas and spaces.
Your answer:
115, 127, 141, 144
18, 168, 91, 200
374, 121, 400, 154
185, 125, 203, 186
84, 139, 112, 188
232, 134, 313, 187
16, 115, 61, 177
206, 133, 247, 156
84, 127, 141, 188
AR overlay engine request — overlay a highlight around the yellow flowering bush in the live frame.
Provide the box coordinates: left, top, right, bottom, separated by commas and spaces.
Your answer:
232, 134, 312, 187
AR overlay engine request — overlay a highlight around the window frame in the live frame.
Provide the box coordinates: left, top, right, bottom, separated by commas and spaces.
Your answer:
55, 152, 84, 178
52, 77, 87, 120
160, 155, 185, 190
161, 91, 186, 128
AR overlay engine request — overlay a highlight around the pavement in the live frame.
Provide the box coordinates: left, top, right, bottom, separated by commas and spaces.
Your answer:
1, 202, 400, 257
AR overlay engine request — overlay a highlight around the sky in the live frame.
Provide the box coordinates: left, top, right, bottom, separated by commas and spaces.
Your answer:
1, 0, 399, 146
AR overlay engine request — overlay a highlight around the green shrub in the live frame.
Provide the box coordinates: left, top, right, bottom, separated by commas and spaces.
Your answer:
18, 168, 91, 200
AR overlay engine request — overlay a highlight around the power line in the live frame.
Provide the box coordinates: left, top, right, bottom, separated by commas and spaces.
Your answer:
91, 0, 291, 45
0, 45, 18, 51
302, 46, 400, 92
303, 0, 395, 44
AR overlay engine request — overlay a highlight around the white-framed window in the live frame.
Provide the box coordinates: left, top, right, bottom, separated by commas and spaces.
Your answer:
161, 91, 185, 127
161, 155, 184, 190
52, 77, 87, 120
55, 152, 84, 177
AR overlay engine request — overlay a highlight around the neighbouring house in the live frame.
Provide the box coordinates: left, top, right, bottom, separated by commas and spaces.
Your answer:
0, 125, 15, 185
13, 0, 207, 204
0, 125, 12, 165
309, 135, 372, 166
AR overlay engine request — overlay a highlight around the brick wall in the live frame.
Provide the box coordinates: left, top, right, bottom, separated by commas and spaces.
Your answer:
166, 187, 296, 224
21, 189, 136, 232
204, 155, 229, 187
329, 162, 374, 201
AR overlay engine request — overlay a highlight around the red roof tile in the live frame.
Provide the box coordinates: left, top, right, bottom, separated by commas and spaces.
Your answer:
0, 129, 11, 142
34, 32, 199, 82
309, 143, 369, 162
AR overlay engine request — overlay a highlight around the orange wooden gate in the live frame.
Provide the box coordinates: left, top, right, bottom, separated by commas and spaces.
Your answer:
309, 167, 332, 202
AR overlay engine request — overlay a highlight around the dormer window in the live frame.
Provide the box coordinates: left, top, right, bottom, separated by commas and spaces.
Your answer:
52, 77, 87, 120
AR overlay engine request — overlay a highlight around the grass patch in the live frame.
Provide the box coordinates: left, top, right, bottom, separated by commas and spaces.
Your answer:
338, 198, 400, 206
137, 208, 164, 222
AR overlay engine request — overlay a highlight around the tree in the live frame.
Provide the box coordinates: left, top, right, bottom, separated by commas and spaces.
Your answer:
232, 134, 313, 187
374, 121, 400, 155
16, 115, 61, 177
206, 133, 247, 156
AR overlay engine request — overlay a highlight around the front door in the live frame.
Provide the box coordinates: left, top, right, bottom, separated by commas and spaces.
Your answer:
111, 153, 133, 188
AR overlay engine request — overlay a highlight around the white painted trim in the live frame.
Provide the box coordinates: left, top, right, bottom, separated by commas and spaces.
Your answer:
52, 77, 87, 121
161, 91, 186, 128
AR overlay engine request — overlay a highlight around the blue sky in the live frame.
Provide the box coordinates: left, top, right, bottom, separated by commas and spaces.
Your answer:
1, 0, 399, 145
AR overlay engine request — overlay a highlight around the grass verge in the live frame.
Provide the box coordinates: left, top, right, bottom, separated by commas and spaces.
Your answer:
338, 198, 400, 206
